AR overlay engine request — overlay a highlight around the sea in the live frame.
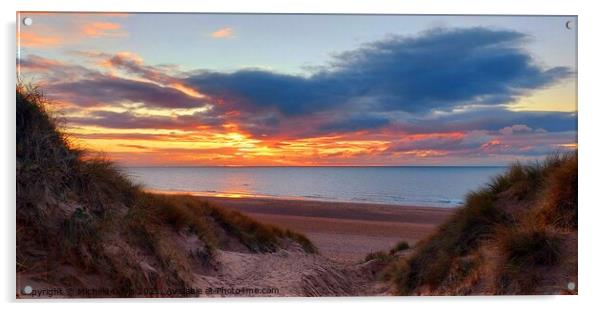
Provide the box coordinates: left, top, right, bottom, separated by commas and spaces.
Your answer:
124, 166, 505, 208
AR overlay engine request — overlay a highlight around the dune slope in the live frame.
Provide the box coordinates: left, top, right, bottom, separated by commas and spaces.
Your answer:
383, 152, 578, 295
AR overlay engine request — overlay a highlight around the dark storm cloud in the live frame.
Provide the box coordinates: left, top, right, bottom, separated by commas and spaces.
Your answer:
186, 70, 319, 115
186, 27, 571, 116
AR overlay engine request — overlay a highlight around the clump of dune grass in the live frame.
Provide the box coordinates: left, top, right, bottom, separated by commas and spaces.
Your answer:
495, 226, 563, 293
16, 85, 316, 296
389, 241, 410, 255
384, 152, 577, 295
208, 202, 317, 253
499, 227, 561, 267
535, 154, 578, 229
364, 240, 411, 263
17, 85, 75, 220
364, 251, 392, 262
388, 189, 507, 294
133, 193, 218, 249
74, 158, 141, 211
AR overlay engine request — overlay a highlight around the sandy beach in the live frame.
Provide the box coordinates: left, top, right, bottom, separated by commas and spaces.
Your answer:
200, 196, 455, 263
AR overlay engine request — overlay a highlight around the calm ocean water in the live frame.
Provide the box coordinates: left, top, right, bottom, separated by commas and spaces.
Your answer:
124, 166, 505, 208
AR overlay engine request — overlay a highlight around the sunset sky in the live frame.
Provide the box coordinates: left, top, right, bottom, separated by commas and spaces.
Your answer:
17, 13, 577, 166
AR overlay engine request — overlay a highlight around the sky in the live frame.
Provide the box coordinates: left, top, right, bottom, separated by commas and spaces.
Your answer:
17, 13, 577, 166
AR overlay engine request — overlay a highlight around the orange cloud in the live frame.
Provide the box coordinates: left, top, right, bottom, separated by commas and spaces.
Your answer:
480, 139, 507, 152
81, 22, 126, 37
168, 82, 206, 99
399, 149, 448, 158
17, 32, 61, 48
211, 27, 234, 38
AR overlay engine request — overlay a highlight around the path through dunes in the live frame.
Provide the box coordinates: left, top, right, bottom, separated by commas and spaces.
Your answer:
193, 244, 394, 297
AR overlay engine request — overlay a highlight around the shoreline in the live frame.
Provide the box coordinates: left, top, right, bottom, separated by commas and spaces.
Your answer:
197, 195, 455, 263
147, 188, 463, 209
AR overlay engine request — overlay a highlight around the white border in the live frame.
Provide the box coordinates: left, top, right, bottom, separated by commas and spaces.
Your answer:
3, 0, 601, 310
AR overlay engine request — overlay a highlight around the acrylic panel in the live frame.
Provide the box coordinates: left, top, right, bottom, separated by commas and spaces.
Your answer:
16, 12, 577, 298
